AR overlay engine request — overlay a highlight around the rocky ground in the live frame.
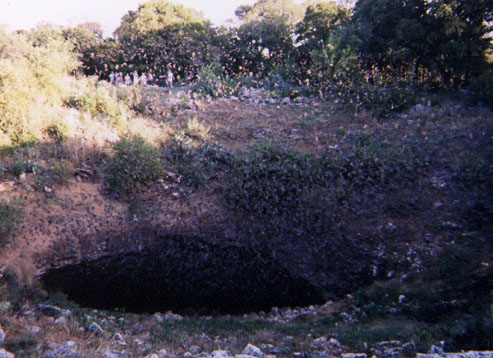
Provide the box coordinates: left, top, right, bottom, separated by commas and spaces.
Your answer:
0, 87, 492, 357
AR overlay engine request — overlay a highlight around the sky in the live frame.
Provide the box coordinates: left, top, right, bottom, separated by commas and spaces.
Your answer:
0, 0, 260, 36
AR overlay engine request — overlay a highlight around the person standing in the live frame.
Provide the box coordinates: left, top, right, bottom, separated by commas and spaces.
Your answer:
166, 69, 174, 88
125, 73, 132, 86
139, 72, 148, 86
109, 71, 116, 84
147, 72, 154, 85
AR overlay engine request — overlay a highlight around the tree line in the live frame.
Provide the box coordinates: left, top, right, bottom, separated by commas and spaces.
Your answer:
16, 0, 493, 97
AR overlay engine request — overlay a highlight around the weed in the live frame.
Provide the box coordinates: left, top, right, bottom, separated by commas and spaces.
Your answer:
186, 117, 211, 141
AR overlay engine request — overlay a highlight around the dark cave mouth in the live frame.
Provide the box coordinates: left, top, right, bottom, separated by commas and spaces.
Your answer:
40, 238, 326, 315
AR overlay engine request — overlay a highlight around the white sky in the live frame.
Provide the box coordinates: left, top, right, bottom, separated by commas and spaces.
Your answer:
0, 0, 262, 36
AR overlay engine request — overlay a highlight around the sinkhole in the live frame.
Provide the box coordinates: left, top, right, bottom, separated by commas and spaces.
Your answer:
40, 233, 326, 314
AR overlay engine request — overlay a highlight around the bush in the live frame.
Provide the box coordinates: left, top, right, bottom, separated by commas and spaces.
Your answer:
66, 79, 124, 122
104, 135, 163, 197
467, 73, 493, 108
159, 138, 235, 189
195, 63, 239, 98
0, 29, 79, 145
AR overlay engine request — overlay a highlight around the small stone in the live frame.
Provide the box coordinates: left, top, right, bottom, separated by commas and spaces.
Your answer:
153, 312, 165, 323
145, 355, 159, 358
312, 336, 327, 346
0, 349, 14, 358
310, 352, 330, 358
211, 350, 232, 358
259, 344, 279, 354
114, 333, 124, 341
164, 311, 183, 320
329, 338, 341, 347
242, 344, 264, 358
43, 186, 53, 193
157, 349, 169, 358
53, 341, 78, 358
88, 322, 105, 336
189, 346, 201, 355
0, 302, 12, 314
0, 326, 4, 347
29, 326, 41, 334
55, 316, 67, 325
402, 342, 417, 354
236, 355, 258, 358
38, 304, 63, 317
281, 97, 291, 105
103, 351, 121, 358
341, 354, 367, 358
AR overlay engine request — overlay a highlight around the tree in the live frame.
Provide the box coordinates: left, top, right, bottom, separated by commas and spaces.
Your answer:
114, 0, 214, 78
232, 0, 303, 75
63, 23, 119, 77
295, 1, 351, 70
427, 0, 493, 85
352, 0, 492, 86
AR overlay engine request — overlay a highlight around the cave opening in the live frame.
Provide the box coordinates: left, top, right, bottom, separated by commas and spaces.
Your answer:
40, 233, 326, 315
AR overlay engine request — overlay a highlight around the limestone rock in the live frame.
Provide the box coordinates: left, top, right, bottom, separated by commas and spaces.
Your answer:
0, 325, 4, 347
102, 351, 121, 358
211, 350, 233, 358
242, 344, 264, 358
0, 349, 14, 358
51, 341, 78, 358
341, 354, 367, 358
87, 322, 105, 336
189, 346, 201, 355
38, 304, 64, 317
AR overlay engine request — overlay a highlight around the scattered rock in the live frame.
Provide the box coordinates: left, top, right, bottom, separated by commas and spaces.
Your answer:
0, 349, 14, 358
157, 348, 170, 358
242, 344, 264, 358
55, 316, 67, 325
163, 311, 183, 320
211, 350, 233, 358
48, 341, 78, 358
341, 354, 367, 358
281, 97, 291, 105
417, 353, 493, 358
87, 322, 105, 336
29, 326, 42, 334
189, 346, 201, 354
310, 352, 331, 358
328, 338, 341, 347
38, 304, 64, 317
102, 351, 121, 358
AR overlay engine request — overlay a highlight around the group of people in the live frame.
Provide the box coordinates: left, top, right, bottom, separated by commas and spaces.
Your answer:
109, 70, 155, 87
109, 69, 175, 88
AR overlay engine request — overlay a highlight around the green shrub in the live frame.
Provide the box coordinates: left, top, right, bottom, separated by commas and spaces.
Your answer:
104, 135, 163, 197
195, 63, 239, 98
467, 73, 493, 108
66, 79, 123, 121
0, 29, 79, 144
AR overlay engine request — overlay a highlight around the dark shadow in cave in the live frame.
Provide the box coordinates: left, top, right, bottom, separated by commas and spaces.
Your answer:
40, 232, 326, 314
